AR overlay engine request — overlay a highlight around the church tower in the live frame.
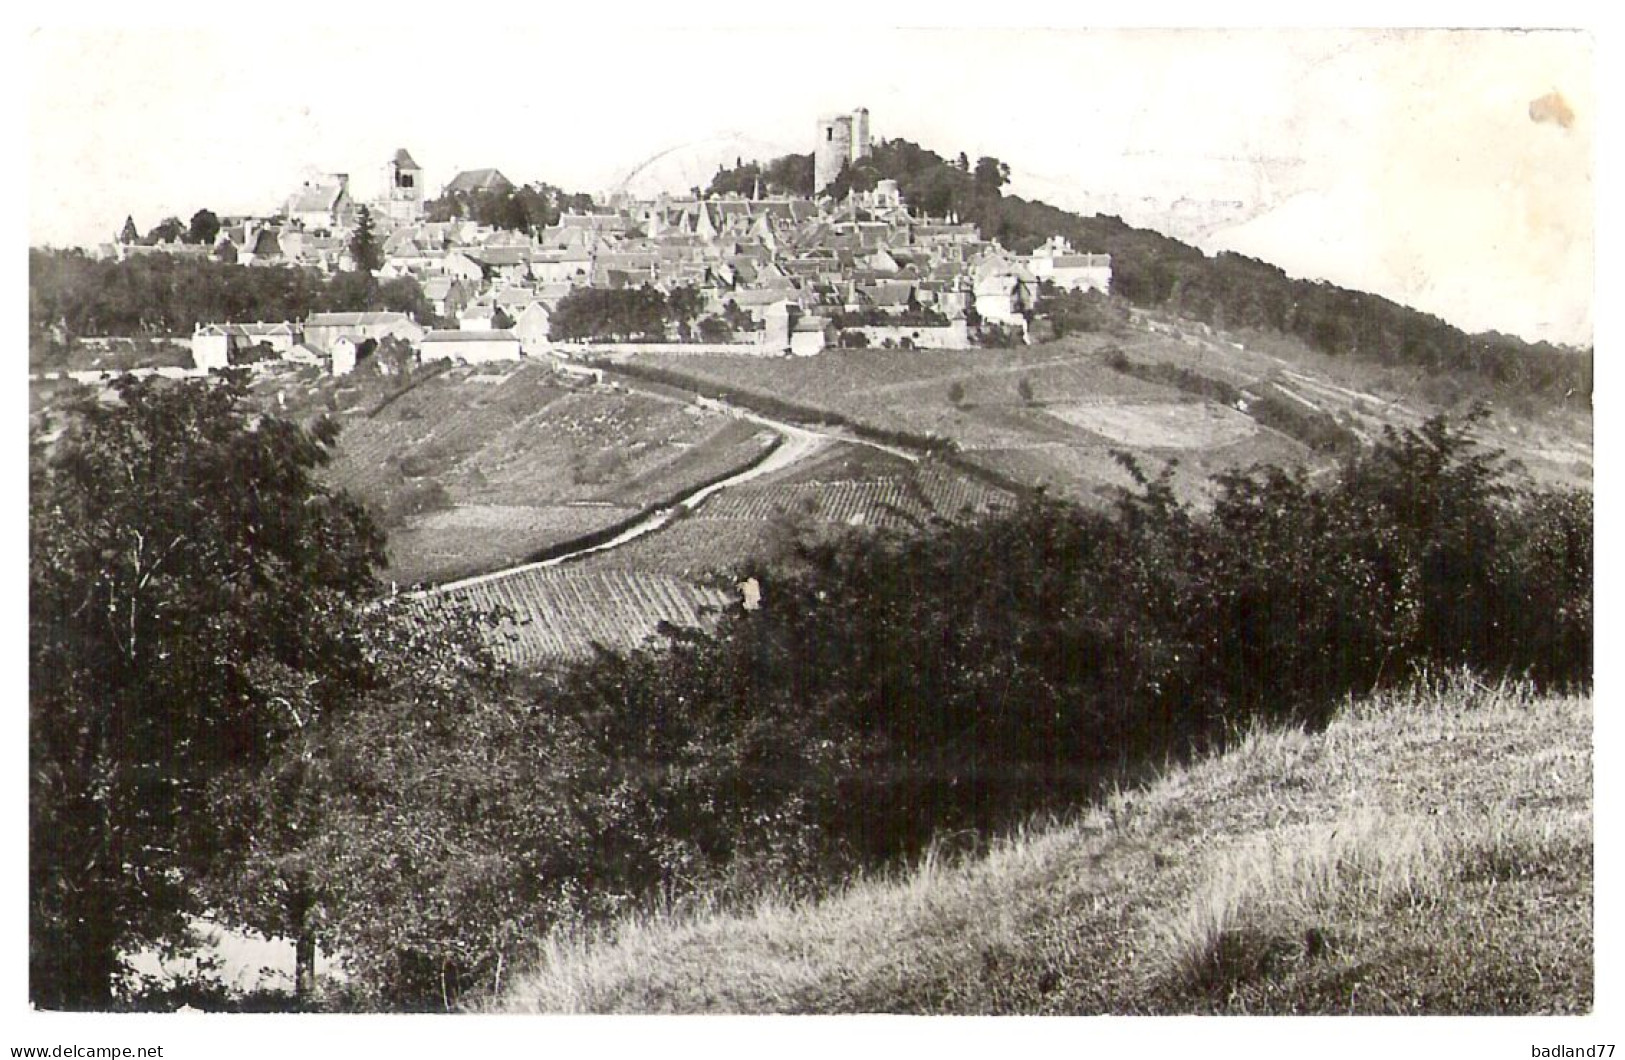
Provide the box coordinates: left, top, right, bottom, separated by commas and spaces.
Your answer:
383, 148, 424, 222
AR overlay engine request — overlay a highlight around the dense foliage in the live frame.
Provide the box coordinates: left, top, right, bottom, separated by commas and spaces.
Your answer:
347, 206, 383, 274
29, 375, 387, 1008
547, 284, 706, 343
1033, 283, 1126, 338
425, 181, 596, 234
28, 249, 431, 346
705, 154, 816, 198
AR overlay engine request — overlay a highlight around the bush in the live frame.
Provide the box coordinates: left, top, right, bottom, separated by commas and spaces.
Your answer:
976, 323, 1024, 348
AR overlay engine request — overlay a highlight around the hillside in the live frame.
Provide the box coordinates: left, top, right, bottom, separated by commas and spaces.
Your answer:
257, 361, 780, 587
497, 677, 1592, 1015
621, 314, 1591, 511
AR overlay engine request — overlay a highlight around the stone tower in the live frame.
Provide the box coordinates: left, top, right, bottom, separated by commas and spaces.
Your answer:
383, 148, 424, 221
814, 107, 873, 194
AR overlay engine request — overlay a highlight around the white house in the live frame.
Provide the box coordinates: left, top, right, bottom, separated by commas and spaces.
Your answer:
790, 315, 831, 356
513, 302, 554, 355
419, 329, 523, 364
1024, 236, 1112, 294
330, 337, 359, 376
458, 303, 498, 331
191, 322, 299, 371
972, 257, 1038, 327
191, 326, 232, 371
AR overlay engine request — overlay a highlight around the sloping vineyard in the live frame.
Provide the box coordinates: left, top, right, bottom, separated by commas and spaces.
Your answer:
701, 463, 1012, 529
436, 567, 737, 667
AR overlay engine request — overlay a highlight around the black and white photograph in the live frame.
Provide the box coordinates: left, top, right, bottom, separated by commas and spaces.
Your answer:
16, 10, 1604, 1056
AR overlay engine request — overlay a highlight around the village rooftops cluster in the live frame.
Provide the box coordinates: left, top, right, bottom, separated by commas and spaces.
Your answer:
174, 129, 1111, 372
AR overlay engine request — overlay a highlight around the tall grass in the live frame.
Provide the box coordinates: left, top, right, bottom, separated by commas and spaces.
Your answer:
494, 676, 1591, 1015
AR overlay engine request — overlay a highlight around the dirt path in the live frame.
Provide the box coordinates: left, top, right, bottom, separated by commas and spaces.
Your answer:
419, 406, 833, 597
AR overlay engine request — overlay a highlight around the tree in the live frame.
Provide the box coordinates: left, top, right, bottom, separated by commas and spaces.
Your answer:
973, 156, 1011, 194
348, 205, 382, 274
697, 315, 733, 343
1017, 376, 1036, 405
30, 375, 386, 1008
144, 216, 185, 245
118, 216, 139, 245
187, 209, 222, 246
947, 380, 966, 406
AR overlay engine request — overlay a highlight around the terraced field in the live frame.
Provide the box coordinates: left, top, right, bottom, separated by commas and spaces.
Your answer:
312, 363, 777, 585
575, 518, 783, 580
434, 567, 737, 667
570, 449, 1016, 581
703, 466, 1010, 528
383, 503, 639, 587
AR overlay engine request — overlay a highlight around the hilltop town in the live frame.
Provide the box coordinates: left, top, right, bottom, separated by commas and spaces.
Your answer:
92, 109, 1110, 373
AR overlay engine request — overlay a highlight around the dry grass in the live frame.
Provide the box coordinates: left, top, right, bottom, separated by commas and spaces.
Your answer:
492, 674, 1592, 1014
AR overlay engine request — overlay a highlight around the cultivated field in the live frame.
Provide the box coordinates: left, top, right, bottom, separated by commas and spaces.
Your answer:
498, 676, 1592, 1014
627, 319, 1593, 503
571, 444, 1015, 580
432, 566, 737, 667
1046, 401, 1258, 449
626, 334, 1339, 506
302, 363, 779, 585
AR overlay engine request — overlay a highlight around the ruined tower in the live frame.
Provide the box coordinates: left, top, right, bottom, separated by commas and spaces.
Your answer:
814, 107, 873, 194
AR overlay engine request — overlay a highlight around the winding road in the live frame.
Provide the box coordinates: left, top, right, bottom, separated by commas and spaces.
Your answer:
417, 376, 918, 597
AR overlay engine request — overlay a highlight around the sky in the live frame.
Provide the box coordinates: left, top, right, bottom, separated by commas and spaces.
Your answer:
26, 21, 1596, 347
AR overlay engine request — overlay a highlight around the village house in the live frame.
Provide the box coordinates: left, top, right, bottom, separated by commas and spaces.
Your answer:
421, 276, 476, 321
972, 256, 1039, 328
1024, 236, 1112, 294
190, 321, 299, 371
512, 302, 553, 355
284, 173, 356, 232
443, 169, 515, 197
303, 311, 425, 354
419, 328, 523, 364
458, 301, 498, 331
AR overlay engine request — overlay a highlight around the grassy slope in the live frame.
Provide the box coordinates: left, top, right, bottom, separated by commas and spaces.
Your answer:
628, 320, 1592, 505
497, 677, 1591, 1014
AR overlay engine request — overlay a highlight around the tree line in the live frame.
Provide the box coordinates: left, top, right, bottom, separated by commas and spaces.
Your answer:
29, 249, 434, 347
425, 182, 597, 234
31, 373, 1590, 1011
546, 284, 714, 343
705, 154, 816, 198
118, 209, 224, 247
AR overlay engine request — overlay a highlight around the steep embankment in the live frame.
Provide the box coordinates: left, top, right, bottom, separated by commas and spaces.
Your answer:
497, 678, 1591, 1014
